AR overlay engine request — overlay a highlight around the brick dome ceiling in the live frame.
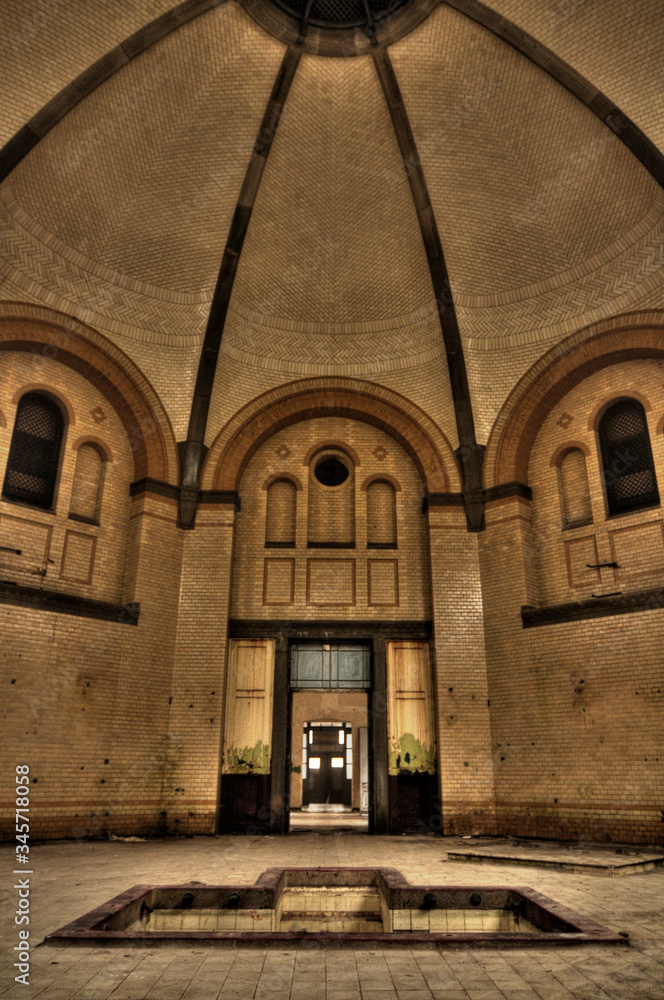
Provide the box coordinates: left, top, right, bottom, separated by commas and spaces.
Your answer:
1, 0, 663, 447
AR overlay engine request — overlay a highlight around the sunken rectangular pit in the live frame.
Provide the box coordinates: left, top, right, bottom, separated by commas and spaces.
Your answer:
45, 867, 626, 948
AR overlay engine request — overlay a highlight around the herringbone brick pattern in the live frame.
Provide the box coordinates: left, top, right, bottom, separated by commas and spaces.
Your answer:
0, 186, 208, 343
223, 303, 443, 369
456, 206, 664, 348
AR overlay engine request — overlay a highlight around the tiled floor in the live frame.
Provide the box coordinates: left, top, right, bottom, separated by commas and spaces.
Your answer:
289, 812, 369, 832
1, 833, 664, 999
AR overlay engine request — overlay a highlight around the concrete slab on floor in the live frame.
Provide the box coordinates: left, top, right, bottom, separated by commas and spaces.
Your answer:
443, 836, 664, 875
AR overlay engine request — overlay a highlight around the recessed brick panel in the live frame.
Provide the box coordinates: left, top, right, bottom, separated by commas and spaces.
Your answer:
564, 535, 600, 589
368, 559, 399, 607
263, 557, 295, 606
307, 559, 355, 607
59, 529, 96, 585
610, 521, 664, 582
0, 512, 52, 578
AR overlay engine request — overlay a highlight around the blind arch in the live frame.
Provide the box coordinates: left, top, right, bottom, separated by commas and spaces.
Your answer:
265, 478, 297, 546
307, 449, 355, 547
69, 443, 105, 523
366, 479, 397, 546
558, 449, 592, 527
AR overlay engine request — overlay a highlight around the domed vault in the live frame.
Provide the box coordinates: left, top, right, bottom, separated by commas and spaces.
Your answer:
1, 1, 664, 847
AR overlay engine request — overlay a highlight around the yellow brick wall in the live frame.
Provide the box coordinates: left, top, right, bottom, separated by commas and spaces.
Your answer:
3, 347, 663, 844
230, 416, 431, 621
530, 359, 664, 606
429, 505, 496, 836
481, 359, 664, 843
0, 353, 185, 840
163, 504, 235, 835
0, 351, 132, 601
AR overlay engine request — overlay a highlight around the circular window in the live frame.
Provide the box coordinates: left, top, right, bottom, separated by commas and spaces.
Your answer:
314, 456, 349, 487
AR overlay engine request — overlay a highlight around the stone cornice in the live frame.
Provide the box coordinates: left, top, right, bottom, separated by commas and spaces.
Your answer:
130, 478, 239, 514
522, 587, 664, 627
423, 481, 532, 515
0, 582, 140, 625
228, 619, 432, 639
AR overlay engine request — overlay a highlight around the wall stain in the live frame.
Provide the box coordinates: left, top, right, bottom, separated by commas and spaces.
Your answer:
225, 740, 270, 775
390, 733, 435, 774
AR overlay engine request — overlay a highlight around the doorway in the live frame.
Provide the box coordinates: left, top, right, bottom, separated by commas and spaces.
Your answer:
302, 722, 353, 808
289, 643, 370, 831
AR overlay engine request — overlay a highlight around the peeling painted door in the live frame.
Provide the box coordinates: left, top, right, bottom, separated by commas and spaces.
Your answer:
218, 639, 275, 833
386, 640, 439, 833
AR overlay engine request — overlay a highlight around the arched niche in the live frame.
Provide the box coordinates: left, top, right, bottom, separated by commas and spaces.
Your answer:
202, 377, 458, 494
484, 311, 664, 490
0, 303, 178, 484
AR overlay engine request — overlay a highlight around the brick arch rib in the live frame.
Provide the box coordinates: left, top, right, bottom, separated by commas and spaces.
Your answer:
0, 0, 230, 181
373, 48, 484, 530
178, 45, 301, 528
1, 0, 662, 192
202, 379, 458, 494
443, 0, 664, 188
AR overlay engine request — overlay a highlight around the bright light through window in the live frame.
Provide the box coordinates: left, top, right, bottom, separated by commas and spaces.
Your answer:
309, 730, 313, 744
331, 757, 344, 768
309, 757, 321, 769
338, 730, 345, 744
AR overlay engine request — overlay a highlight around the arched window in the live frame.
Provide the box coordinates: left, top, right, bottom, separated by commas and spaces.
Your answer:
265, 478, 296, 546
2, 392, 64, 510
69, 443, 105, 523
366, 480, 397, 547
558, 449, 592, 528
598, 399, 659, 515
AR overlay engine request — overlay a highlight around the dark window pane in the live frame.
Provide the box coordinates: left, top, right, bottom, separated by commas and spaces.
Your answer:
3, 394, 64, 509
599, 400, 659, 515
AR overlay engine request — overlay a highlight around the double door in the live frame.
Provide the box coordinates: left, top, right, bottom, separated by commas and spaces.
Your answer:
302, 722, 353, 808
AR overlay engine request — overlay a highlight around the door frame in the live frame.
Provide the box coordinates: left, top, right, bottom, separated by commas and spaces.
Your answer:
287, 646, 372, 829
226, 619, 431, 835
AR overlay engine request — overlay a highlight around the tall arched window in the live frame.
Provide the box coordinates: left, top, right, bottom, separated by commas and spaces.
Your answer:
265, 478, 296, 546
2, 392, 64, 510
599, 399, 659, 515
366, 480, 397, 547
69, 443, 105, 523
558, 449, 592, 527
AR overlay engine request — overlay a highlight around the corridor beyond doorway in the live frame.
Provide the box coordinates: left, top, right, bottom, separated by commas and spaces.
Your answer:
289, 693, 369, 832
